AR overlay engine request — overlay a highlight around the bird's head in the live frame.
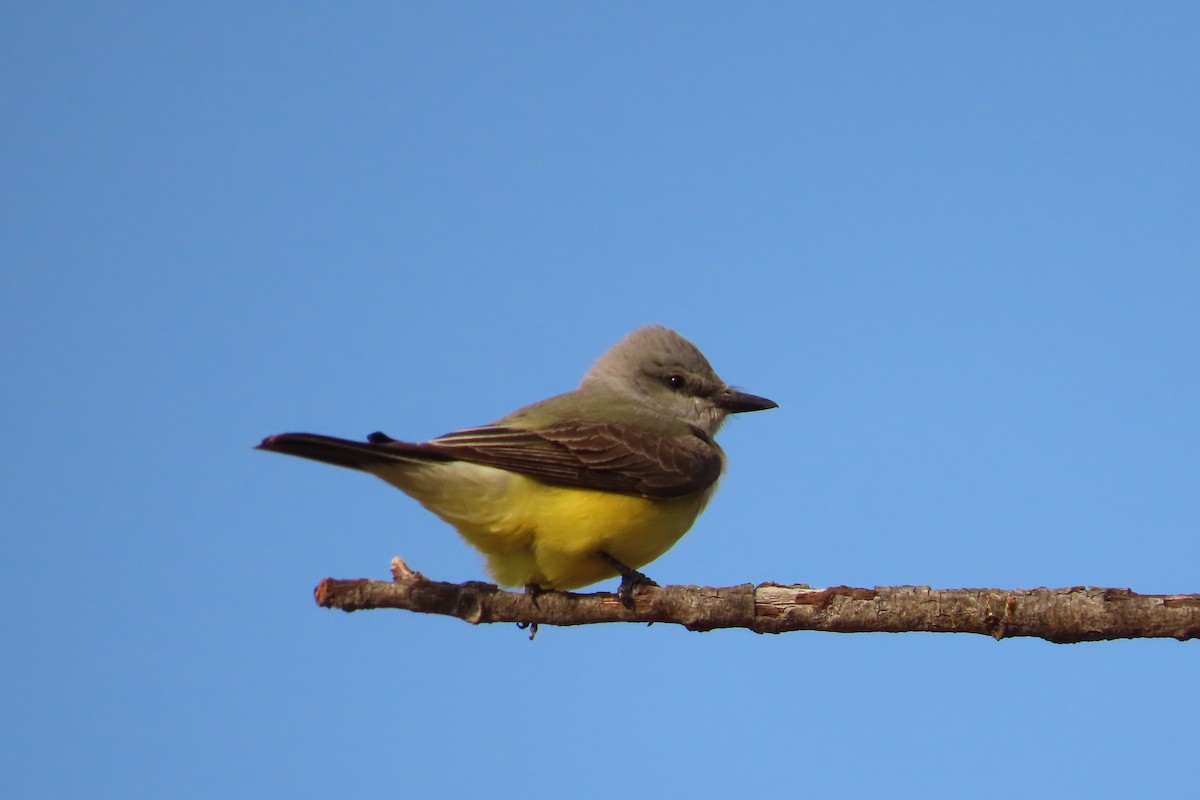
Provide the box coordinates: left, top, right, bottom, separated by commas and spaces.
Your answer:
580, 325, 777, 436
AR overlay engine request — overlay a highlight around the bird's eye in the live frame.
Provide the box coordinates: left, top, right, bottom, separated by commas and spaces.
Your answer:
666, 374, 686, 390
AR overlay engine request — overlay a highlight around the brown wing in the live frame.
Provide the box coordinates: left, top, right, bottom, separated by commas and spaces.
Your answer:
420, 421, 723, 498
257, 422, 722, 499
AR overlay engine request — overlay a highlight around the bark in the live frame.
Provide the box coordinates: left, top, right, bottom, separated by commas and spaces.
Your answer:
312, 558, 1200, 643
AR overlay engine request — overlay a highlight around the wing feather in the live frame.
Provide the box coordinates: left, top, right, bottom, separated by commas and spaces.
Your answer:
261, 422, 723, 498
417, 421, 722, 498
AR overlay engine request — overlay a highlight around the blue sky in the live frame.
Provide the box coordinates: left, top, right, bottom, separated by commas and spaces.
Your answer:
3, 3, 1197, 796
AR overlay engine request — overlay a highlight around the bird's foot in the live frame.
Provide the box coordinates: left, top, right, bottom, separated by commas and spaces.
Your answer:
518, 584, 547, 639
598, 552, 658, 609
617, 570, 658, 609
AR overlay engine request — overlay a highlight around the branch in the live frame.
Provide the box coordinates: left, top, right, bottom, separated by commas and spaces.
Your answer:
313, 558, 1200, 643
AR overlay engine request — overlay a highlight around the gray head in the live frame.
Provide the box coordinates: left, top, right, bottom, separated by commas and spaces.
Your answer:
579, 325, 777, 435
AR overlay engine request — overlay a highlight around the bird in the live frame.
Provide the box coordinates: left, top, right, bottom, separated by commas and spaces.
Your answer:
257, 325, 776, 600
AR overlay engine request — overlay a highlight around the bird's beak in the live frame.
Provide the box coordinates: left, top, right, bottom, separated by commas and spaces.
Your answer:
715, 388, 778, 413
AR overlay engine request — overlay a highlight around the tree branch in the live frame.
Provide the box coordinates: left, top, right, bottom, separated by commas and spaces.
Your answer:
313, 558, 1200, 642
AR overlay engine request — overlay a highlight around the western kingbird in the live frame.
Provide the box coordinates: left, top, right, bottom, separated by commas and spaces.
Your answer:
258, 325, 776, 597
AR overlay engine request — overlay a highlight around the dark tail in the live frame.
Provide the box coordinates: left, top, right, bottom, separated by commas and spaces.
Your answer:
256, 432, 451, 472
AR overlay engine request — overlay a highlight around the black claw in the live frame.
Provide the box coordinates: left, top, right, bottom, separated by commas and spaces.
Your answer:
616, 570, 658, 608
524, 583, 546, 607
599, 551, 658, 609
519, 584, 547, 636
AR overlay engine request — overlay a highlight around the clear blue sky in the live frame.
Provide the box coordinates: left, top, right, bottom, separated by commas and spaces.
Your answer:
3, 4, 1197, 796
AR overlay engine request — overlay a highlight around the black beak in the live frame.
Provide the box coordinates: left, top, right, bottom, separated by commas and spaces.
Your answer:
715, 388, 778, 413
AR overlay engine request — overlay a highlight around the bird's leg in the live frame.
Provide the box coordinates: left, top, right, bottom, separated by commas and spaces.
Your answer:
518, 584, 544, 639
598, 551, 658, 608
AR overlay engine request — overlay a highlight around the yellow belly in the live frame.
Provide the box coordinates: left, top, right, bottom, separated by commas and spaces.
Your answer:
378, 462, 714, 590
